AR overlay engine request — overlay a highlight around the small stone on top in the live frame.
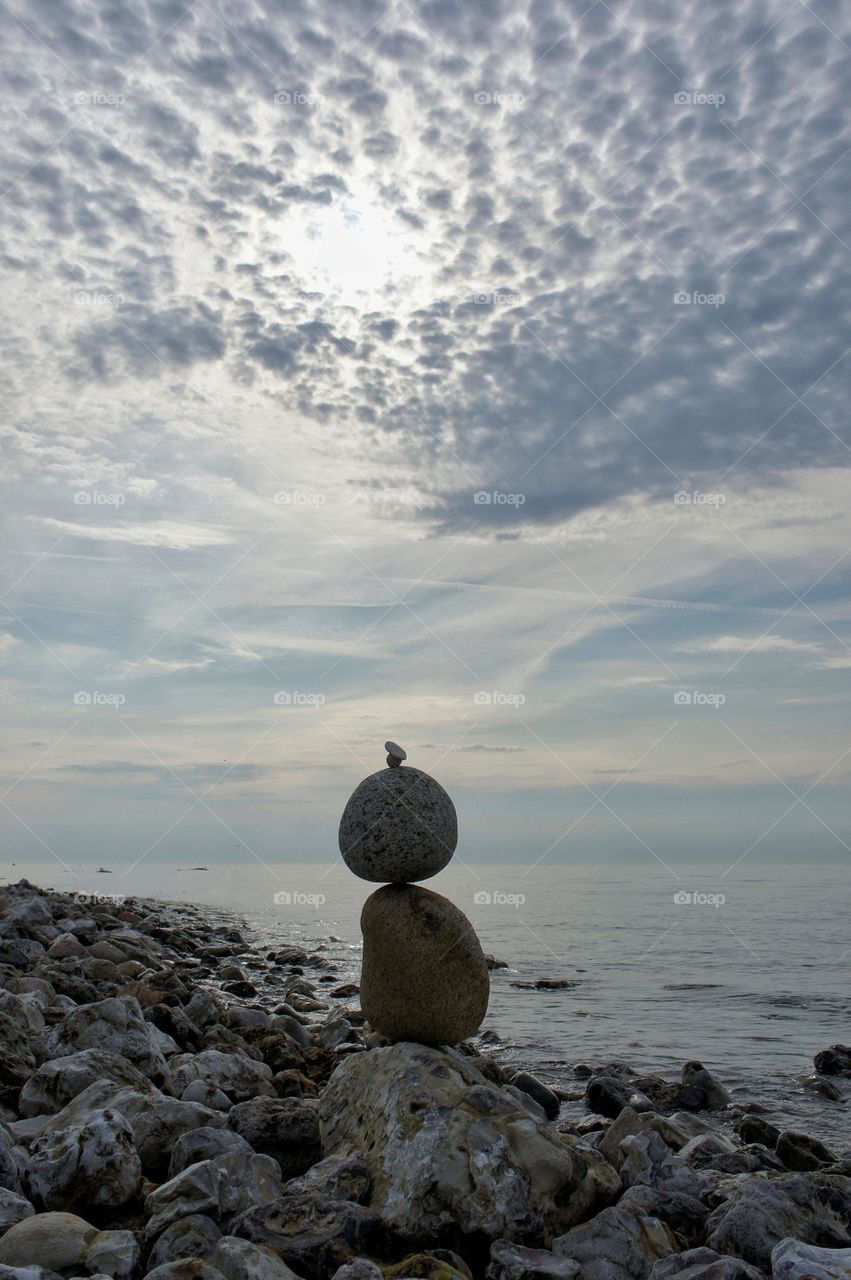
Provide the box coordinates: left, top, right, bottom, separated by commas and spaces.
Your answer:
385, 741, 407, 768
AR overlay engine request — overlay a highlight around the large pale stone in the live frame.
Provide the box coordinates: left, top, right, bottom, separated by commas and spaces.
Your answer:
0, 1212, 97, 1271
41, 997, 170, 1087
320, 1043, 619, 1245
339, 766, 457, 882
360, 884, 488, 1045
706, 1172, 851, 1271
772, 1236, 851, 1279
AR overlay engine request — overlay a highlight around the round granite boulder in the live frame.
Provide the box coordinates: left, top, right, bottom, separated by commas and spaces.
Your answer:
338, 766, 457, 883
360, 884, 489, 1044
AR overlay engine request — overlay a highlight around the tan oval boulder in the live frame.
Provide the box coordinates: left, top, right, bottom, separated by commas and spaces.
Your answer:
360, 884, 489, 1045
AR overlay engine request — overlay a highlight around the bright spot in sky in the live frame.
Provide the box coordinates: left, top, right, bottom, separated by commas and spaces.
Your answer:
282, 183, 421, 303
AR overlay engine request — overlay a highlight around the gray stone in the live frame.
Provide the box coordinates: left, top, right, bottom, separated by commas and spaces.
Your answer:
706, 1172, 851, 1270
83, 1229, 139, 1280
338, 766, 457, 882
41, 997, 170, 1087
146, 1214, 221, 1269
360, 885, 488, 1045
284, 1153, 370, 1204
18, 1049, 159, 1117
0, 1189, 34, 1236
650, 1248, 763, 1278
772, 1236, 851, 1279
227, 1098, 321, 1177
170, 1049, 275, 1101
210, 1236, 303, 1280
320, 1042, 619, 1244
487, 1241, 582, 1280
26, 1109, 141, 1212
553, 1198, 679, 1279
145, 1265, 226, 1280
169, 1127, 252, 1178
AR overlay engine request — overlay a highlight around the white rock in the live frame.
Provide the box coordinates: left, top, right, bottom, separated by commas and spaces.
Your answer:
181, 1081, 232, 1111
171, 1049, 275, 1101
145, 1150, 283, 1239
0, 1212, 97, 1271
41, 997, 170, 1087
169, 1127, 253, 1178
26, 1108, 141, 1212
211, 1236, 304, 1280
620, 1131, 708, 1199
84, 1229, 140, 1280
320, 1042, 619, 1243
771, 1237, 851, 1280
19, 1049, 160, 1117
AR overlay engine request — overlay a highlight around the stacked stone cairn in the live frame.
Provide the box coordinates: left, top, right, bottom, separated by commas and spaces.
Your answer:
338, 741, 489, 1045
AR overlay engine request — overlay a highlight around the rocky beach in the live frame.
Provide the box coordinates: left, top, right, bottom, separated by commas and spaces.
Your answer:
1, 877, 850, 1280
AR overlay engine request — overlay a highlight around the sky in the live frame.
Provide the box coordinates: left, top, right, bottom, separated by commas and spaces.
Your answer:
0, 0, 849, 884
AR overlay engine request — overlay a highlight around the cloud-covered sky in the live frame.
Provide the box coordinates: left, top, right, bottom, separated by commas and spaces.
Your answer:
1, 0, 849, 883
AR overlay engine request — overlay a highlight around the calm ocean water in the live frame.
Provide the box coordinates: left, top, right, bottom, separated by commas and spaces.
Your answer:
5, 858, 850, 1147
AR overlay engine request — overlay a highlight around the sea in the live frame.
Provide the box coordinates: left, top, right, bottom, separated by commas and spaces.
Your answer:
4, 858, 850, 1149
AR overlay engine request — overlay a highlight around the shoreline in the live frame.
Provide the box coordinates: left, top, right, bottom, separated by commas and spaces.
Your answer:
1, 878, 850, 1279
